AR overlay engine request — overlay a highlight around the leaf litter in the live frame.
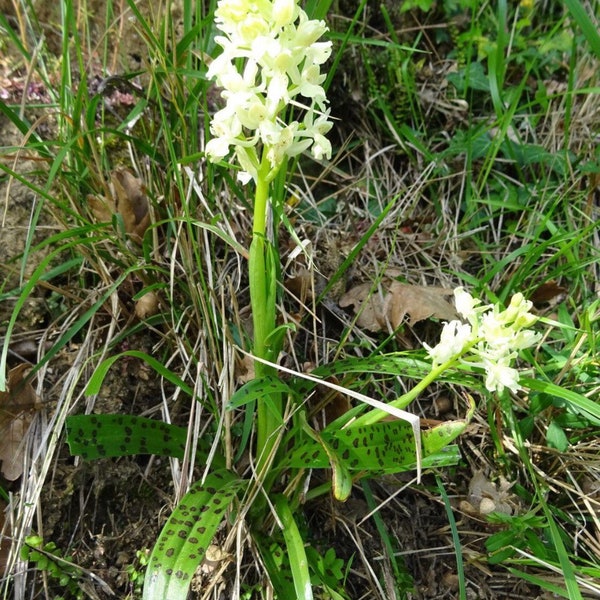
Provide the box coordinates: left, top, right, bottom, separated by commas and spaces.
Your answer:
339, 280, 457, 331
0, 364, 41, 481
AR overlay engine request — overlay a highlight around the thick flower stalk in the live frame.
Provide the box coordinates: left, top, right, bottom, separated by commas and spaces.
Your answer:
205, 0, 333, 473
424, 288, 541, 393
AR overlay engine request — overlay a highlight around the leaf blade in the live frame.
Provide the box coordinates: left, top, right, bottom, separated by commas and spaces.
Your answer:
143, 470, 244, 600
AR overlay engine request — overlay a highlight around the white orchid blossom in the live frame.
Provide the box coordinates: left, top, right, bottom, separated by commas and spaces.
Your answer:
206, 0, 333, 182
425, 288, 540, 393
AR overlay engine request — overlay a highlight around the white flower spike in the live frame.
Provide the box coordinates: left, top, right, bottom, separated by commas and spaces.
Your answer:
425, 288, 540, 393
206, 0, 333, 183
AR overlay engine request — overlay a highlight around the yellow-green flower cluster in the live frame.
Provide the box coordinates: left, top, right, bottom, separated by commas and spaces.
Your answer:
425, 288, 540, 393
205, 0, 333, 183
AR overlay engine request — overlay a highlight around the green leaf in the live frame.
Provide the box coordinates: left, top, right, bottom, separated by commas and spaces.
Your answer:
287, 417, 462, 478
546, 421, 569, 452
522, 377, 600, 425
422, 394, 475, 454
65, 415, 224, 468
274, 495, 313, 600
66, 415, 187, 459
564, 0, 600, 59
287, 420, 417, 473
143, 470, 245, 600
84, 350, 194, 397
254, 537, 298, 598
228, 375, 295, 409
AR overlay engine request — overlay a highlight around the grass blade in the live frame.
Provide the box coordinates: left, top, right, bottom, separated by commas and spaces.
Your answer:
275, 494, 314, 600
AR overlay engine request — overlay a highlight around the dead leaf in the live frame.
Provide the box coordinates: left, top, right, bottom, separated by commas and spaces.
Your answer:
529, 281, 568, 307
88, 168, 150, 243
112, 168, 150, 242
339, 281, 457, 331
135, 291, 160, 319
467, 471, 515, 516
0, 364, 41, 480
235, 354, 255, 385
285, 268, 313, 304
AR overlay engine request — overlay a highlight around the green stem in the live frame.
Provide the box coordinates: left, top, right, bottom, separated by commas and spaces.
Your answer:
350, 358, 459, 428
249, 155, 282, 475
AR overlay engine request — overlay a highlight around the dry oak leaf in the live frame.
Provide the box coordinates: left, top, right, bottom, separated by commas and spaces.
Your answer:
339, 281, 457, 331
0, 364, 41, 480
88, 167, 150, 243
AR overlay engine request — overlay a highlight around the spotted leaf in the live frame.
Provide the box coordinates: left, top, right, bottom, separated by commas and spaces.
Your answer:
65, 414, 223, 467
287, 419, 461, 475
143, 470, 245, 600
228, 375, 296, 409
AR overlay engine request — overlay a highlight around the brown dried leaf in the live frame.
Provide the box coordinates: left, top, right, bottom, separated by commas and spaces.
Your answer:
135, 291, 161, 320
0, 364, 41, 480
468, 471, 515, 516
285, 267, 313, 303
88, 168, 150, 243
339, 281, 457, 331
112, 168, 149, 242
235, 354, 255, 385
529, 281, 568, 307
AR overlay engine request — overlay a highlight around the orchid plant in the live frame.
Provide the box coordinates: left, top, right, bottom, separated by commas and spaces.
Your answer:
204, 0, 333, 475
64, 2, 543, 598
